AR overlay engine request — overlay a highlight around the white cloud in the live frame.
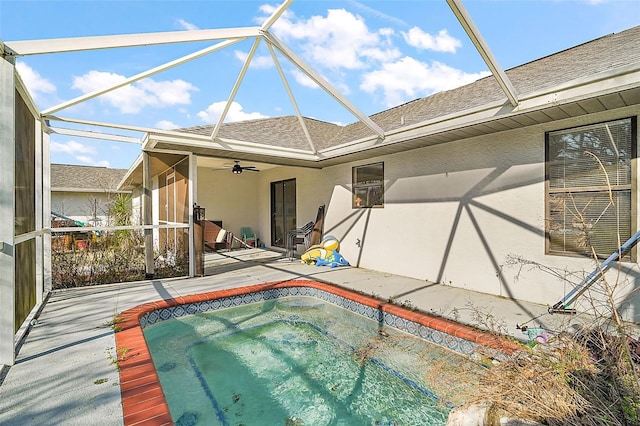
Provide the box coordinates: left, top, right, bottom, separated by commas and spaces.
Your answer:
402, 27, 461, 53
76, 155, 110, 167
72, 71, 198, 114
50, 140, 109, 167
291, 69, 319, 89
360, 57, 490, 107
379, 27, 395, 37
197, 101, 268, 123
290, 69, 350, 95
234, 50, 274, 69
177, 19, 198, 30
50, 140, 96, 155
256, 4, 474, 110
156, 120, 180, 130
344, 1, 409, 27
15, 61, 56, 99
260, 7, 401, 70
137, 79, 197, 106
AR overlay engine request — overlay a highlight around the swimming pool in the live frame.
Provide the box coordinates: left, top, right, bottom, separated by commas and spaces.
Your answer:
114, 280, 520, 425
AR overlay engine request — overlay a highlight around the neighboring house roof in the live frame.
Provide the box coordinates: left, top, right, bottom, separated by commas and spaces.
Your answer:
171, 25, 640, 153
51, 164, 129, 193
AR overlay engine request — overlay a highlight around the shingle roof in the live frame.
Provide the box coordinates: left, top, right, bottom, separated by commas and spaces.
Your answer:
174, 25, 640, 151
51, 164, 128, 192
176, 116, 342, 151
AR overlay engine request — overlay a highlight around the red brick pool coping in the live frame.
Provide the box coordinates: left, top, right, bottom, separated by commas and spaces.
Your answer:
114, 279, 522, 425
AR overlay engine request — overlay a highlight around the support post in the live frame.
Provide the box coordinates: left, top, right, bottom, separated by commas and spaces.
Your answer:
42, 130, 51, 293
35, 119, 43, 304
143, 151, 154, 279
0, 55, 16, 366
188, 153, 197, 277
193, 204, 204, 277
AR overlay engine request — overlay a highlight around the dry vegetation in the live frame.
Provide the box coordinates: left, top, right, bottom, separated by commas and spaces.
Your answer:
51, 194, 189, 289
51, 231, 190, 288
452, 149, 640, 425
462, 329, 640, 425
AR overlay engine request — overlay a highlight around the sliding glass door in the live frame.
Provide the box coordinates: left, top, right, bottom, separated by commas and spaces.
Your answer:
270, 179, 296, 247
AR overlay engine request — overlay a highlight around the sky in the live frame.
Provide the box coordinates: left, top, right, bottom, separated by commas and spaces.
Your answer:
1, 0, 639, 170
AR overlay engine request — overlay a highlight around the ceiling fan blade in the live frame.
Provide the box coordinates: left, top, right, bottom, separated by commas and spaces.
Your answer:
221, 160, 261, 174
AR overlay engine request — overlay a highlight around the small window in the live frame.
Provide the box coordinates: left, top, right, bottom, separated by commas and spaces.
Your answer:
546, 117, 636, 259
352, 162, 384, 208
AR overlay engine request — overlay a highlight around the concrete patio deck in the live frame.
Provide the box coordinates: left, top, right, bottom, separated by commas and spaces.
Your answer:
0, 248, 594, 425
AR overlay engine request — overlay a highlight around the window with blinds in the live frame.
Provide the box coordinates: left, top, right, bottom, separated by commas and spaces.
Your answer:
546, 117, 636, 259
352, 162, 384, 208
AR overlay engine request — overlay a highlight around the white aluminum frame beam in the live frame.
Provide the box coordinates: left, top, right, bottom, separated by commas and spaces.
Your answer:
35, 116, 44, 304
42, 38, 245, 115
143, 151, 154, 278
42, 129, 51, 294
188, 153, 197, 277
260, 0, 294, 31
149, 132, 319, 161
210, 37, 262, 141
46, 115, 167, 134
267, 43, 317, 154
49, 127, 141, 144
446, 0, 519, 107
262, 30, 385, 139
4, 27, 261, 56
0, 57, 16, 366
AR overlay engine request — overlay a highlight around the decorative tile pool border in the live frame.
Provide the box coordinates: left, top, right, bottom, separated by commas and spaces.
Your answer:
115, 279, 522, 426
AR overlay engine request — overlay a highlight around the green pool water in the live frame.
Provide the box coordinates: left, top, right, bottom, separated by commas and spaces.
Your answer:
143, 296, 485, 426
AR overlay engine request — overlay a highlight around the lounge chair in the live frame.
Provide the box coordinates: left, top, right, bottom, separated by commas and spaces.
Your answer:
204, 220, 230, 251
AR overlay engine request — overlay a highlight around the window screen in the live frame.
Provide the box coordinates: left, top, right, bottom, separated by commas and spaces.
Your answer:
352, 162, 384, 208
546, 117, 635, 259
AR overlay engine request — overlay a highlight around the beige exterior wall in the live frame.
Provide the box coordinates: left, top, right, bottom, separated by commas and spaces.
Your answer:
196, 165, 325, 247
256, 166, 326, 245
196, 167, 261, 239
316, 106, 640, 322
181, 106, 640, 321
321, 129, 546, 296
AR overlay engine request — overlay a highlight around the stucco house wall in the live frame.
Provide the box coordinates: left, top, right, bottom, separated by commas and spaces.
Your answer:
50, 164, 129, 226
193, 165, 325, 247
256, 166, 326, 241
186, 104, 639, 322
314, 106, 640, 321
197, 167, 260, 238
51, 191, 111, 225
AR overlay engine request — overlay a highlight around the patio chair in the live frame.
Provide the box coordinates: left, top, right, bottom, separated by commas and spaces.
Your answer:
204, 220, 228, 251
240, 227, 258, 247
286, 221, 315, 259
226, 231, 235, 251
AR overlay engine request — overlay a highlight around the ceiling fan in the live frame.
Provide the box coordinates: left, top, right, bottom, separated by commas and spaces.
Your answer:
230, 160, 259, 174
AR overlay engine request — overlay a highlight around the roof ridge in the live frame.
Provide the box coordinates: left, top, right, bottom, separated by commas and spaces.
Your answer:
505, 25, 639, 72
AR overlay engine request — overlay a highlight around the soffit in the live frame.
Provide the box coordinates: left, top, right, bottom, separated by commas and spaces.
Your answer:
119, 152, 189, 190
148, 84, 640, 169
